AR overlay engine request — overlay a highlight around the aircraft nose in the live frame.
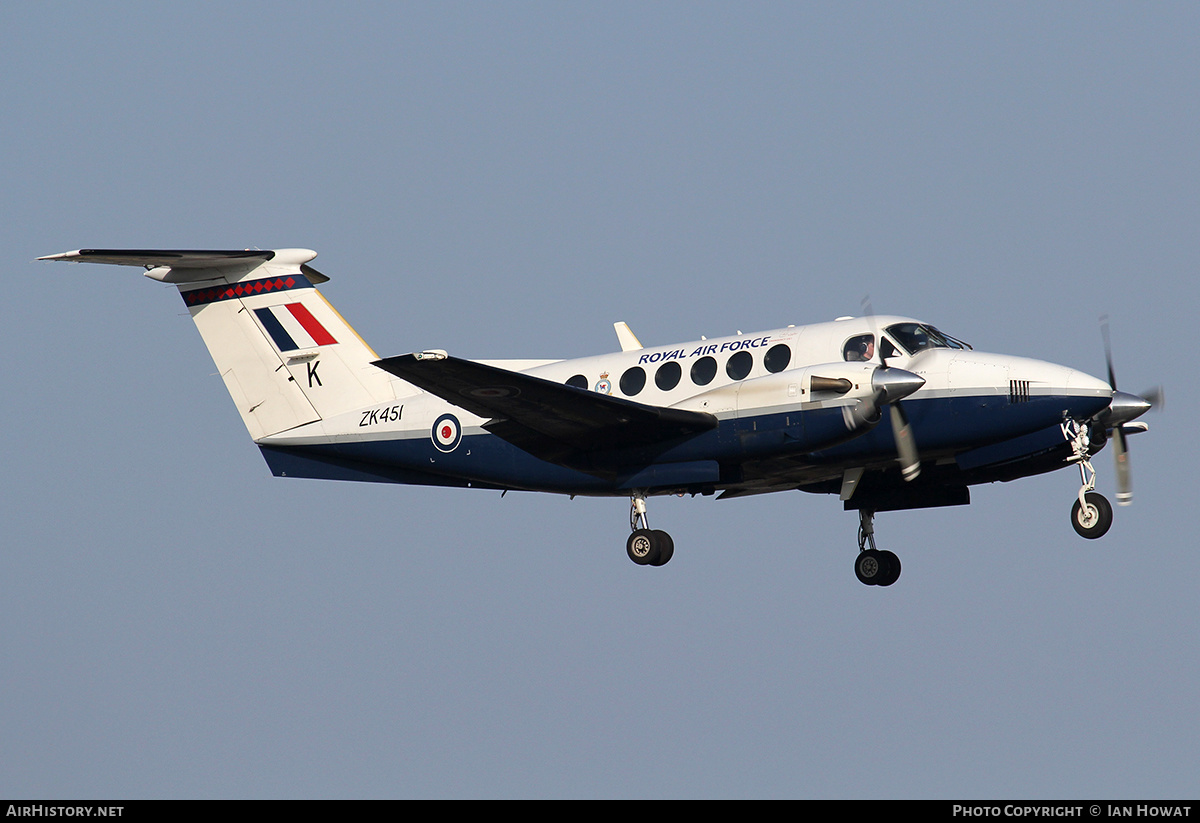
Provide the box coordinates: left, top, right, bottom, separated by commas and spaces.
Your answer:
1060, 367, 1115, 419
1066, 368, 1113, 396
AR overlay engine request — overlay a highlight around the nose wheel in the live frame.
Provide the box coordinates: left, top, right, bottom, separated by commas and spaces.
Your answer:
1071, 491, 1113, 539
854, 509, 901, 586
626, 493, 675, 566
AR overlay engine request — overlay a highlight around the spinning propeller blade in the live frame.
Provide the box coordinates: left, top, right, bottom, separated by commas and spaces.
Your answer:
889, 404, 920, 482
863, 294, 922, 481
1099, 316, 1160, 506
1140, 385, 1166, 411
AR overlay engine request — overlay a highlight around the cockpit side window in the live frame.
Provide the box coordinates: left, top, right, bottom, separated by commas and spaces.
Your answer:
842, 334, 875, 362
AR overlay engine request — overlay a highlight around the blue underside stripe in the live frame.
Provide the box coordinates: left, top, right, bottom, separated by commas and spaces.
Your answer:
253, 307, 299, 352
257, 392, 1114, 494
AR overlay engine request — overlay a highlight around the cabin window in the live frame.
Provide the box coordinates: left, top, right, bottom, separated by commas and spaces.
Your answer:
726, 350, 752, 380
620, 366, 646, 396
843, 334, 875, 362
690, 356, 717, 386
763, 344, 791, 373
655, 360, 682, 391
565, 374, 588, 389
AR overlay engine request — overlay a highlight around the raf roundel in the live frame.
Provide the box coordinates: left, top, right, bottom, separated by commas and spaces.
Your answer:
431, 413, 462, 453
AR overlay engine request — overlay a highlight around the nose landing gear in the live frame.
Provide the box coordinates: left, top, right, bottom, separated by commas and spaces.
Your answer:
1062, 419, 1113, 539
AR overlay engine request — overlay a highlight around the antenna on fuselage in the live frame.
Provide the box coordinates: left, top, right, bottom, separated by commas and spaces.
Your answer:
613, 321, 643, 352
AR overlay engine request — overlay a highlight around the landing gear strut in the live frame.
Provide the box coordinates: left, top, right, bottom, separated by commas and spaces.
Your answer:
854, 509, 901, 586
626, 492, 674, 566
1062, 418, 1113, 539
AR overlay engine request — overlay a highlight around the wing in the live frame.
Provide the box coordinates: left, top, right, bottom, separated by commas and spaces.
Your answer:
374, 353, 717, 468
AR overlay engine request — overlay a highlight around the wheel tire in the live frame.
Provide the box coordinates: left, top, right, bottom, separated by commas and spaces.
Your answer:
854, 549, 884, 585
649, 531, 674, 566
877, 550, 901, 587
1071, 492, 1113, 539
627, 529, 660, 565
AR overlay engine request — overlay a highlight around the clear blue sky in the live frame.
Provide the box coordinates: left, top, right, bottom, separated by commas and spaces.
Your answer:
3, 2, 1195, 798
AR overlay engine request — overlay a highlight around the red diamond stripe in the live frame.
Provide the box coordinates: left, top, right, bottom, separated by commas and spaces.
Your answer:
181, 275, 311, 307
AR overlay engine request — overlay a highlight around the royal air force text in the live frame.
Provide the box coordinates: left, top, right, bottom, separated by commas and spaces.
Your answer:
636, 336, 773, 365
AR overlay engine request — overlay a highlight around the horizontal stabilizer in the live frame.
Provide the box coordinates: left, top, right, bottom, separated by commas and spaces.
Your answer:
38, 248, 330, 284
39, 248, 271, 266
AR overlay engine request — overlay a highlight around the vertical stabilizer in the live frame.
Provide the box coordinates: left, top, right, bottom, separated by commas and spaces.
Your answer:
39, 248, 396, 440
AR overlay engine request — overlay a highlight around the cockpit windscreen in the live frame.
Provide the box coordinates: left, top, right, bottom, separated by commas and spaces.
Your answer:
885, 323, 972, 355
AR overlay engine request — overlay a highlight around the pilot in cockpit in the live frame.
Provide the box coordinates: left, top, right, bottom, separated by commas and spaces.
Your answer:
843, 334, 875, 362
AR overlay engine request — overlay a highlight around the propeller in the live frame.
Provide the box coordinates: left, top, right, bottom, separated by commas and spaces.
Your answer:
1099, 316, 1162, 505
889, 400, 920, 482
1139, 385, 1166, 412
863, 295, 923, 481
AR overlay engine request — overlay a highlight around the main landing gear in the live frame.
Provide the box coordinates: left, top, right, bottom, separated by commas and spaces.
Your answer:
854, 509, 901, 587
1062, 418, 1113, 539
626, 493, 674, 567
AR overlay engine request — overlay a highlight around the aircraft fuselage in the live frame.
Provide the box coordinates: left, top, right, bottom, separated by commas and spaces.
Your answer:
258, 316, 1113, 506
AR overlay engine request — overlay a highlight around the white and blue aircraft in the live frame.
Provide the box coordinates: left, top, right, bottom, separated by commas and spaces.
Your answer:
40, 247, 1159, 586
